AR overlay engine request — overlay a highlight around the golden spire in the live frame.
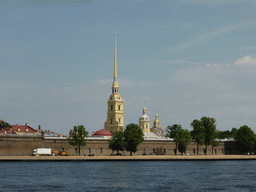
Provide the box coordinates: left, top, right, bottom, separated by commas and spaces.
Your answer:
114, 28, 117, 79
112, 28, 119, 93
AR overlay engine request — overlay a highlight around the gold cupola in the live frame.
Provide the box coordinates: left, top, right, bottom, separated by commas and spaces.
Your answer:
153, 113, 160, 128
139, 107, 150, 133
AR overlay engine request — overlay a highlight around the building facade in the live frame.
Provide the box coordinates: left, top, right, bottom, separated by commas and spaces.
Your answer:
0, 134, 233, 156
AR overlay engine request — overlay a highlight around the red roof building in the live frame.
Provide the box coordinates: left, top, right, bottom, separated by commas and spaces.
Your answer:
0, 122, 65, 137
91, 129, 112, 137
0, 123, 39, 135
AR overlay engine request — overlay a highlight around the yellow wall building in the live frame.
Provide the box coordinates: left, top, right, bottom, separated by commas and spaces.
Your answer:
104, 29, 124, 133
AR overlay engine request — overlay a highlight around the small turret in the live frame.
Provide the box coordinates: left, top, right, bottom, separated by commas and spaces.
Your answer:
150, 113, 167, 138
153, 113, 160, 128
139, 107, 150, 133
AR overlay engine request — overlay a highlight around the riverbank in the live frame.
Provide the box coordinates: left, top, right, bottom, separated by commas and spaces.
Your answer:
0, 155, 256, 161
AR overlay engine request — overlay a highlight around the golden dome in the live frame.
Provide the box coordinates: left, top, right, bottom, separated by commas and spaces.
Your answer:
154, 113, 159, 124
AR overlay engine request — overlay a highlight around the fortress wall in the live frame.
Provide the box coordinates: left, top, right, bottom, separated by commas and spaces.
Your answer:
0, 135, 233, 156
0, 136, 44, 156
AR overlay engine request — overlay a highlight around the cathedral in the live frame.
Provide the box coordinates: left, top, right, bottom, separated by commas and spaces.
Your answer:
103, 30, 166, 139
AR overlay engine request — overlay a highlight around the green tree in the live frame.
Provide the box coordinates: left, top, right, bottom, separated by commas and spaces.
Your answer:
176, 128, 192, 155
217, 130, 230, 139
108, 131, 124, 155
166, 124, 182, 155
200, 117, 217, 155
0, 120, 12, 131
190, 119, 205, 155
68, 125, 88, 155
231, 128, 238, 139
124, 123, 144, 156
235, 125, 256, 154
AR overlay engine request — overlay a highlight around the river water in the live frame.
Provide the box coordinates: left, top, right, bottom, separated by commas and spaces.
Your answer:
0, 160, 255, 191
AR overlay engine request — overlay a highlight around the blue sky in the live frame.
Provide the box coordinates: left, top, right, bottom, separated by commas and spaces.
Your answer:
1, 0, 256, 135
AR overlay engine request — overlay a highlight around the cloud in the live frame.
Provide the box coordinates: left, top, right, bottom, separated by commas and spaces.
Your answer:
163, 56, 256, 130
167, 20, 256, 50
235, 55, 256, 65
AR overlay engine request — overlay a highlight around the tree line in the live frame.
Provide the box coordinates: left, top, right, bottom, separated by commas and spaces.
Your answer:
2, 118, 256, 155
166, 116, 256, 155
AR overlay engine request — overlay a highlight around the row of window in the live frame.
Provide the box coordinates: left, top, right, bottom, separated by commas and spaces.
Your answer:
110, 118, 121, 124
111, 105, 121, 111
112, 88, 119, 94
141, 124, 148, 129
75, 148, 102, 154
149, 148, 224, 154
73, 148, 224, 154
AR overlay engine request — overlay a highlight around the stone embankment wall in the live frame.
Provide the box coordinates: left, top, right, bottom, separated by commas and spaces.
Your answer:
0, 135, 234, 156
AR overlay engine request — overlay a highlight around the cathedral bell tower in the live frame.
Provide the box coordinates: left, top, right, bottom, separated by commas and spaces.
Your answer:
104, 29, 124, 133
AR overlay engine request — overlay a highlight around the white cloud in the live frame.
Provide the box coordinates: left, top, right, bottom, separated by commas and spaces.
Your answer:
164, 58, 256, 130
168, 20, 256, 50
235, 55, 256, 65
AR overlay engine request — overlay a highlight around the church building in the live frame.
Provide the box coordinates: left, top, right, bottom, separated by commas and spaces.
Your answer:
104, 29, 124, 133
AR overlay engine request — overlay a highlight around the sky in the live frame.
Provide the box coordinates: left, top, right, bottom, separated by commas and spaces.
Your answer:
1, 0, 256, 135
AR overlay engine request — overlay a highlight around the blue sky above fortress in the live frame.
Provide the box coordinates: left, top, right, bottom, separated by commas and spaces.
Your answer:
1, 0, 256, 135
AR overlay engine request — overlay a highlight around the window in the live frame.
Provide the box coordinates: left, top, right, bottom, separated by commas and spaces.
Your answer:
221, 149, 224, 153
215, 149, 217, 153
119, 118, 121, 124
193, 149, 195, 154
54, 140, 56, 143
143, 148, 146, 152
88, 148, 91, 153
111, 118, 112, 124
203, 149, 206, 154
142, 124, 144, 128
146, 125, 148, 128
62, 148, 64, 152
100, 148, 102, 153
111, 105, 113, 110
118, 105, 120, 110
163, 148, 166, 153
75, 148, 77, 154
153, 148, 155, 153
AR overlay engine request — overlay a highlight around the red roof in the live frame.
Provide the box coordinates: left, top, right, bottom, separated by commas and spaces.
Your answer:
0, 124, 37, 134
93, 129, 112, 136
11, 125, 37, 133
